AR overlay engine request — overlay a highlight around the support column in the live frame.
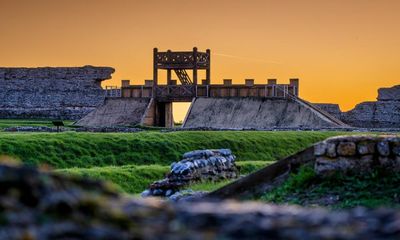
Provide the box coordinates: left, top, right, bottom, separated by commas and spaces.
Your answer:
153, 48, 158, 97
167, 50, 172, 85
193, 47, 198, 97
167, 69, 172, 85
289, 78, 299, 96
206, 49, 211, 85
165, 102, 174, 128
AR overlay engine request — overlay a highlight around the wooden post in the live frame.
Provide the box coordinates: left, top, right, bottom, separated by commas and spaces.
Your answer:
153, 48, 158, 97
167, 50, 172, 85
153, 48, 158, 86
206, 49, 211, 85
193, 47, 198, 85
193, 47, 198, 96
167, 69, 172, 85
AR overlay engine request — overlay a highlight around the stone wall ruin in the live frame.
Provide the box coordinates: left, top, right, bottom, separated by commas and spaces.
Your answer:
0, 66, 114, 120
315, 85, 400, 128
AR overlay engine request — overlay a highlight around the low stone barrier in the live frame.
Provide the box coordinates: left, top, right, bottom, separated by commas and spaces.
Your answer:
74, 126, 142, 133
4, 126, 61, 132
315, 135, 400, 175
142, 149, 239, 198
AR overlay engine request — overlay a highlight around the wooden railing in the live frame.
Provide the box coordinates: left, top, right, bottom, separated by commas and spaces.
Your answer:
120, 84, 298, 101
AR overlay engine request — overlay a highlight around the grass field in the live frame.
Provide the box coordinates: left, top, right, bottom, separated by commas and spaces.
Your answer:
0, 131, 343, 168
0, 119, 353, 196
57, 161, 273, 194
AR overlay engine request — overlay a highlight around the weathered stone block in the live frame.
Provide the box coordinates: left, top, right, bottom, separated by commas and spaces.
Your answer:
315, 156, 356, 175
377, 141, 390, 156
358, 155, 374, 172
337, 142, 356, 156
392, 142, 400, 156
378, 156, 392, 168
326, 143, 337, 158
314, 142, 326, 156
395, 156, 400, 170
357, 141, 376, 155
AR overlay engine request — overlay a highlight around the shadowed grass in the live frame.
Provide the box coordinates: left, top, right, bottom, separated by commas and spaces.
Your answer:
261, 165, 400, 209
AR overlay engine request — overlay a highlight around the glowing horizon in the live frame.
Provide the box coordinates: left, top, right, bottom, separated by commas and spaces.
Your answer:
1, 0, 399, 121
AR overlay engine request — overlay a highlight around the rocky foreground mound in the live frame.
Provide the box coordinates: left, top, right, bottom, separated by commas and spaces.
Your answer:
0, 163, 400, 239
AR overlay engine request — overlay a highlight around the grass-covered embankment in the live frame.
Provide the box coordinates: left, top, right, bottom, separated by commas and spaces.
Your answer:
262, 165, 400, 209
0, 131, 343, 168
58, 161, 273, 194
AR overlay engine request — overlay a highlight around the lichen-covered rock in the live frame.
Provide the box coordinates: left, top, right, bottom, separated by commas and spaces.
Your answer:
143, 149, 239, 198
337, 142, 356, 156
377, 141, 391, 156
357, 141, 376, 155
326, 142, 337, 157
0, 66, 114, 120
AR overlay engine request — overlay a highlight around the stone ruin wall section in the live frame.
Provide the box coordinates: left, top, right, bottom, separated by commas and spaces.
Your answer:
0, 66, 115, 120
314, 85, 400, 128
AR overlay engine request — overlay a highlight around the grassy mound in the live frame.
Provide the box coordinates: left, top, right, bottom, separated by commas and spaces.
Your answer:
262, 165, 400, 209
58, 161, 273, 194
0, 131, 342, 168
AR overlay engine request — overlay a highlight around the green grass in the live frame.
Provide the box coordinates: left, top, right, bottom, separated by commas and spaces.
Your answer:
0, 131, 343, 168
58, 164, 169, 194
261, 165, 400, 209
0, 119, 74, 129
58, 161, 273, 194
190, 179, 234, 192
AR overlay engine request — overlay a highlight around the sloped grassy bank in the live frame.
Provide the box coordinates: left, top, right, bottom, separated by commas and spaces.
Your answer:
0, 131, 342, 168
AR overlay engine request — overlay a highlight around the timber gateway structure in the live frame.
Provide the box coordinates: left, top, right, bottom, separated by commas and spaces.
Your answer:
77, 48, 345, 129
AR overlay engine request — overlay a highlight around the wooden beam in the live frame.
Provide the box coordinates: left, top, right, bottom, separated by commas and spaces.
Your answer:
193, 47, 198, 85
206, 49, 211, 85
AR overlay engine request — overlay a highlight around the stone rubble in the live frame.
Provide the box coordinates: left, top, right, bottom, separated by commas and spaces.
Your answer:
0, 163, 400, 239
142, 149, 239, 198
314, 135, 400, 175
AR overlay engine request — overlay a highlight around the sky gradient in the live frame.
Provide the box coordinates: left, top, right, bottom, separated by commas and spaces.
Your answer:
1, 0, 399, 121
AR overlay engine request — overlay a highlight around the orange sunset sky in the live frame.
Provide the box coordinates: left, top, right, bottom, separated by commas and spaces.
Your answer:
0, 0, 399, 121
